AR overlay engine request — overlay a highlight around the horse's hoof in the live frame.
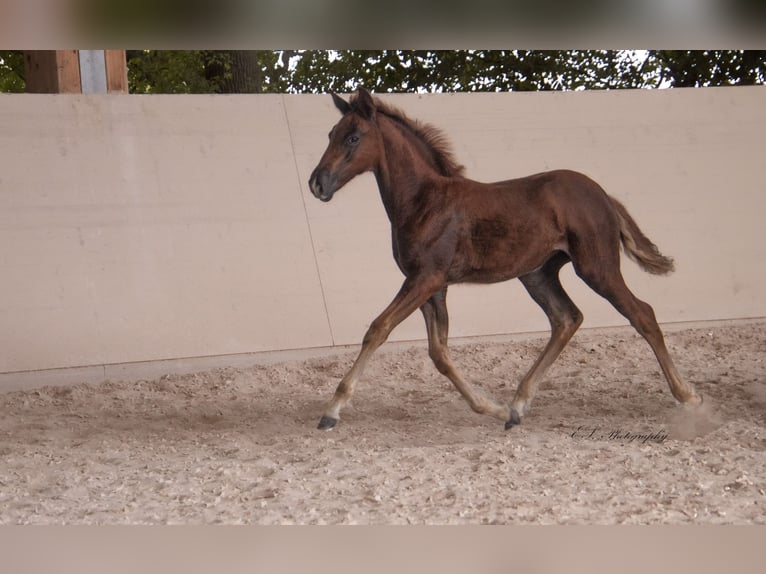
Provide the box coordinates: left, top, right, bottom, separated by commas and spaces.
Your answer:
317, 416, 338, 430
504, 409, 522, 430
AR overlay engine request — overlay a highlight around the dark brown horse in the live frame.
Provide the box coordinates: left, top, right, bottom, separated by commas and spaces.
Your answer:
308, 87, 702, 430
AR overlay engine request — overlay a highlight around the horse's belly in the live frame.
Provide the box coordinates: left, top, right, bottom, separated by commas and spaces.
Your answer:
451, 220, 559, 283
453, 266, 521, 284
451, 254, 547, 284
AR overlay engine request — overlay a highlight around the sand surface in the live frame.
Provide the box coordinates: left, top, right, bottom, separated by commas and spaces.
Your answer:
1, 321, 764, 524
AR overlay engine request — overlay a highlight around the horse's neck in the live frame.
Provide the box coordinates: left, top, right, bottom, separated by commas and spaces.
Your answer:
374, 119, 441, 224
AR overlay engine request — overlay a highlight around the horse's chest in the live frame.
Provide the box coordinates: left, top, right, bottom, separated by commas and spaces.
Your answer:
389, 221, 455, 276
390, 230, 419, 273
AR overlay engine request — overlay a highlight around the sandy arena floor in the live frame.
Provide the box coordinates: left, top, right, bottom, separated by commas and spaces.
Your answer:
1, 321, 764, 524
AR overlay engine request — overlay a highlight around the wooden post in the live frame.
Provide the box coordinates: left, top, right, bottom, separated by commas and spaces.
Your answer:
105, 50, 129, 93
24, 50, 82, 93
23, 50, 128, 94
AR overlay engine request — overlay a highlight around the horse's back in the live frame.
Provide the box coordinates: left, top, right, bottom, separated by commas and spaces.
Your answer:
452, 169, 614, 227
489, 169, 607, 199
489, 168, 618, 228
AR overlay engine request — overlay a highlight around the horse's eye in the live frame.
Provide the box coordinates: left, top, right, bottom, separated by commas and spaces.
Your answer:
346, 134, 360, 146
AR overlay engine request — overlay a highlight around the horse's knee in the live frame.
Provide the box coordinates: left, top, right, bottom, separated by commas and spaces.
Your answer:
362, 319, 390, 349
555, 308, 582, 331
550, 307, 582, 339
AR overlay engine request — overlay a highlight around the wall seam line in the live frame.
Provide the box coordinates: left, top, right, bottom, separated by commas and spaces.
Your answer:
281, 94, 336, 347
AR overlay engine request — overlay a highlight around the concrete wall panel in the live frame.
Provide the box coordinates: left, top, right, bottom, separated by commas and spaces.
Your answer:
1, 87, 764, 387
0, 95, 332, 373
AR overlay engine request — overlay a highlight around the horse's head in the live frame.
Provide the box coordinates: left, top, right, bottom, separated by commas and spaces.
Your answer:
309, 87, 380, 202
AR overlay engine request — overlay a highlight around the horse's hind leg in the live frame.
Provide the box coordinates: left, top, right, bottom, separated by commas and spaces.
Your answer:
572, 253, 702, 407
421, 288, 511, 422
509, 253, 583, 428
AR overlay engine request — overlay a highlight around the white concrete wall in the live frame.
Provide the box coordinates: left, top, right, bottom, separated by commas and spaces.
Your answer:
1, 87, 764, 389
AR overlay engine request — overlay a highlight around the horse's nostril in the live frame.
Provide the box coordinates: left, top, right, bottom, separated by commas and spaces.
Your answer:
309, 176, 322, 198
310, 170, 335, 201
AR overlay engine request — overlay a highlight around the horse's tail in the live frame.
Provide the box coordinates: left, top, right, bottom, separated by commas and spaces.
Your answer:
609, 197, 675, 275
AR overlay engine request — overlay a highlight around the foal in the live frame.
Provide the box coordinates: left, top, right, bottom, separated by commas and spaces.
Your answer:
309, 87, 701, 430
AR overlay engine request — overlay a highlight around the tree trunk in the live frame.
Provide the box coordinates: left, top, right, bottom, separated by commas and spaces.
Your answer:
220, 51, 263, 93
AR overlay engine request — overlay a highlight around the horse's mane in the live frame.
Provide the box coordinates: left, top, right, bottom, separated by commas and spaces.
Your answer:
349, 93, 465, 178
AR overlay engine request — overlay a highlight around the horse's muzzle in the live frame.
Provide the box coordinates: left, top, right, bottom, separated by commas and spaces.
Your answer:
309, 169, 335, 202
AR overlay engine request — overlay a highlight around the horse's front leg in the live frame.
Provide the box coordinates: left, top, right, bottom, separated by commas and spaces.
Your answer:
318, 275, 444, 429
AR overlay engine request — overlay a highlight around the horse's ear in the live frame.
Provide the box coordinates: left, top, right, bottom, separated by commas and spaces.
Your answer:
354, 87, 376, 121
330, 91, 352, 115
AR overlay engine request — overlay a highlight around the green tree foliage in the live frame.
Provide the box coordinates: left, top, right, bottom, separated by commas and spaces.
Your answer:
0, 51, 25, 93
126, 50, 295, 93
653, 50, 766, 87
287, 50, 653, 92
127, 50, 223, 93
1, 50, 764, 94
125, 49, 766, 93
